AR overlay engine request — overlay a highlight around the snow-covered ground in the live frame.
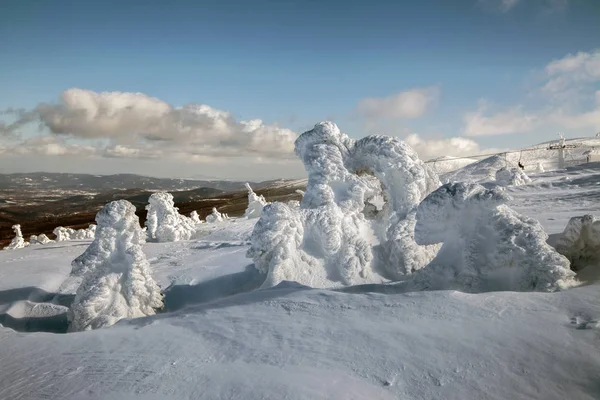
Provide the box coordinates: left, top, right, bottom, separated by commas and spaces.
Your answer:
1, 165, 600, 399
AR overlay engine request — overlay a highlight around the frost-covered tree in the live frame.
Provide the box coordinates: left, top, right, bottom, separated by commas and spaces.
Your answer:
68, 200, 163, 332
29, 233, 55, 245
145, 192, 196, 242
206, 207, 224, 223
4, 224, 29, 250
553, 215, 600, 272
412, 182, 577, 292
53, 226, 77, 241
190, 210, 202, 224
244, 183, 269, 219
495, 167, 532, 186
247, 121, 441, 288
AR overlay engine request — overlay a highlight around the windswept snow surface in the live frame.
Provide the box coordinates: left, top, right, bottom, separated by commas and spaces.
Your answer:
495, 167, 532, 186
248, 122, 441, 288
1, 158, 600, 399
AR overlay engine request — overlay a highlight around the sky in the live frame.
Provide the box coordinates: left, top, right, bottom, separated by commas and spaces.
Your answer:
1, 0, 599, 180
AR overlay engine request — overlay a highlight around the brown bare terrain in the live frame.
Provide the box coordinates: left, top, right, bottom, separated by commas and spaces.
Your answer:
0, 184, 304, 248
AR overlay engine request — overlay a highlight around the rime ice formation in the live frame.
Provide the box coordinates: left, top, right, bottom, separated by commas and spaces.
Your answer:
53, 226, 96, 241
206, 207, 224, 223
553, 215, 600, 272
413, 182, 577, 292
145, 192, 196, 242
68, 200, 163, 331
29, 234, 55, 245
247, 121, 441, 288
244, 183, 269, 219
190, 211, 202, 224
4, 225, 29, 250
495, 167, 532, 186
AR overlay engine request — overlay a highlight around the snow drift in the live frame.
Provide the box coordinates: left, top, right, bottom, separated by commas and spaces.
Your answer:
3, 224, 29, 250
29, 233, 55, 245
553, 215, 600, 272
413, 182, 577, 292
206, 207, 224, 223
68, 200, 163, 331
145, 192, 196, 242
247, 121, 441, 288
244, 183, 269, 219
495, 167, 532, 186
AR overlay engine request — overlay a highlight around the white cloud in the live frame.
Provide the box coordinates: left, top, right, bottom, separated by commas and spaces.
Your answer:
543, 50, 600, 95
356, 87, 439, 120
479, 0, 520, 12
2, 88, 298, 159
404, 133, 506, 161
463, 101, 539, 136
479, 0, 569, 13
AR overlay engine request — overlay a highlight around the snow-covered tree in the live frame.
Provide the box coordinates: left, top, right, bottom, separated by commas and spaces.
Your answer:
68, 200, 163, 332
553, 215, 600, 272
4, 224, 29, 250
53, 226, 77, 241
244, 183, 269, 219
412, 182, 577, 292
29, 233, 55, 245
145, 192, 196, 242
247, 121, 441, 288
190, 210, 202, 224
205, 207, 224, 223
495, 167, 532, 186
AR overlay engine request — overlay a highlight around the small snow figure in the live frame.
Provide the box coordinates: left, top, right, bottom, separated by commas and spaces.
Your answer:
205, 207, 224, 223
145, 192, 196, 242
190, 210, 202, 224
68, 200, 163, 332
244, 183, 269, 219
4, 224, 29, 250
413, 182, 577, 292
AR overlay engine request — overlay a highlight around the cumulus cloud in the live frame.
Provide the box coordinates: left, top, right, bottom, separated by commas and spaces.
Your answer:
542, 50, 600, 96
356, 87, 439, 120
462, 101, 539, 136
404, 133, 504, 161
1, 88, 298, 159
479, 0, 569, 13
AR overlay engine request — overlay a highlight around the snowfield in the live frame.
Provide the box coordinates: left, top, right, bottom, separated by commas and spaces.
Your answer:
1, 127, 600, 399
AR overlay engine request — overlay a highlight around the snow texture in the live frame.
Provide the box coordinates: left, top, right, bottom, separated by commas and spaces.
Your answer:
243, 183, 269, 219
413, 182, 577, 292
495, 167, 532, 186
553, 215, 600, 272
29, 233, 55, 245
3, 224, 29, 250
145, 192, 197, 242
68, 200, 163, 331
248, 121, 441, 287
206, 207, 224, 223
190, 210, 202, 224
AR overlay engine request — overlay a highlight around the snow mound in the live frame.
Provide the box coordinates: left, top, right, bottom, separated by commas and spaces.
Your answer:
4, 224, 29, 250
495, 167, 532, 186
68, 200, 163, 331
52, 225, 96, 241
413, 182, 577, 292
244, 183, 269, 219
553, 215, 600, 272
190, 210, 202, 224
206, 207, 224, 223
248, 121, 441, 288
29, 233, 55, 245
145, 192, 196, 242
428, 156, 478, 175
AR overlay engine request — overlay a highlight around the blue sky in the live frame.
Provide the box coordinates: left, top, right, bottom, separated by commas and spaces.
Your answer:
1, 0, 599, 179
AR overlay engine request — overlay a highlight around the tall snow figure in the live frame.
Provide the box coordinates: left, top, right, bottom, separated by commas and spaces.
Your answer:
247, 121, 441, 288
4, 225, 29, 250
68, 200, 163, 332
205, 207, 224, 223
413, 182, 577, 292
244, 183, 269, 219
190, 210, 202, 224
145, 192, 196, 242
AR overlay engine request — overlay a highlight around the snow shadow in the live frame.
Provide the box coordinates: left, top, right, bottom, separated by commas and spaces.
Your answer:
0, 286, 75, 307
0, 312, 69, 333
162, 264, 265, 312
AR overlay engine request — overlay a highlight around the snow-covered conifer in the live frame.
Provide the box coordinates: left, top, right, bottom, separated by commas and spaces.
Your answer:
206, 207, 224, 223
68, 200, 163, 331
244, 183, 269, 219
145, 192, 196, 242
190, 210, 202, 224
4, 224, 29, 250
